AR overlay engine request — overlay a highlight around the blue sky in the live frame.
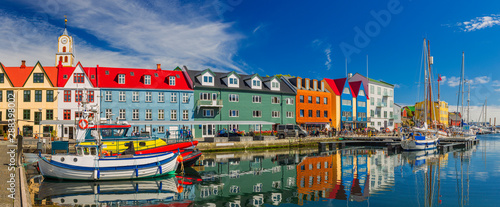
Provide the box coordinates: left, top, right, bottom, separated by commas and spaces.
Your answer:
1, 0, 500, 119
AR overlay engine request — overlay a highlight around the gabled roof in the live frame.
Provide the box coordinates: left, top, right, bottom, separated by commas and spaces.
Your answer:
244, 73, 263, 81
195, 68, 215, 77
349, 81, 362, 98
221, 71, 240, 79
324, 78, 347, 96
186, 69, 295, 94
58, 62, 98, 87
3, 61, 58, 87
262, 76, 278, 82
0, 63, 15, 86
95, 66, 192, 90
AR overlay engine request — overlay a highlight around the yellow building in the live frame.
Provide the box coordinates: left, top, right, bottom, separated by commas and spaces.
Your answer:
414, 100, 449, 128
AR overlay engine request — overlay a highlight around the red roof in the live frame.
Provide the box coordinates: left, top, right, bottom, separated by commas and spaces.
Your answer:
58, 62, 98, 87
95, 66, 192, 90
324, 78, 348, 96
349, 81, 362, 98
2, 61, 58, 87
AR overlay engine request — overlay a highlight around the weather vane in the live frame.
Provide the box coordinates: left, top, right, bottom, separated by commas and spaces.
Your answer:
64, 15, 67, 28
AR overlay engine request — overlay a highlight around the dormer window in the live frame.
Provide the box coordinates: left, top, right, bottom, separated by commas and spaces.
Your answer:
118, 74, 125, 84
169, 76, 176, 86
154, 73, 159, 77
203, 76, 213, 83
63, 74, 68, 79
74, 73, 84, 83
271, 81, 279, 90
229, 77, 238, 85
252, 80, 261, 87
343, 87, 350, 94
144, 75, 151, 85
130, 72, 134, 76
91, 75, 95, 79
105, 71, 109, 75
359, 89, 365, 96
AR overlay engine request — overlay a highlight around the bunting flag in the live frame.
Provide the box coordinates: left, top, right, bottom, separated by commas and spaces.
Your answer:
438, 74, 442, 82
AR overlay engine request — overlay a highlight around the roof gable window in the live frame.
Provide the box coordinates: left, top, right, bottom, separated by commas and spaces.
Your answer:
202, 74, 214, 86
271, 79, 280, 91
359, 89, 365, 97
144, 75, 151, 85
343, 87, 350, 94
118, 74, 125, 84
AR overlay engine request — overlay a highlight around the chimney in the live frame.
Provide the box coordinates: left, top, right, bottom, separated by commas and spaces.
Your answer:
348, 73, 353, 78
21, 60, 26, 69
157, 64, 161, 71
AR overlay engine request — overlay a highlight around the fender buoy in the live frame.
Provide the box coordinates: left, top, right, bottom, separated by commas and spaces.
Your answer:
79, 119, 89, 129
177, 155, 183, 162
177, 185, 184, 193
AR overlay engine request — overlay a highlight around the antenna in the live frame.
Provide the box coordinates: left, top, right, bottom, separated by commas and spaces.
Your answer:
345, 58, 348, 77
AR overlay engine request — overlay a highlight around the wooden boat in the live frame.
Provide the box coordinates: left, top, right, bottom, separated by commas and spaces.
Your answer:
401, 132, 438, 151
38, 145, 179, 181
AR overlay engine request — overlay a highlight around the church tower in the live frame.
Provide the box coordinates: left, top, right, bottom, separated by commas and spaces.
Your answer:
56, 16, 74, 67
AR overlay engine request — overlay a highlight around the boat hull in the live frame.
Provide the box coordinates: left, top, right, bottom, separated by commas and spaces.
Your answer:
38, 153, 179, 181
401, 138, 438, 151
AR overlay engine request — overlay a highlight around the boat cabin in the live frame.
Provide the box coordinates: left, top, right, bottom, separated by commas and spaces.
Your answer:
75, 145, 99, 156
84, 124, 131, 141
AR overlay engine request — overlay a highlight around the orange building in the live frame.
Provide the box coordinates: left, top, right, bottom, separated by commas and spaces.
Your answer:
281, 77, 332, 129
296, 154, 341, 204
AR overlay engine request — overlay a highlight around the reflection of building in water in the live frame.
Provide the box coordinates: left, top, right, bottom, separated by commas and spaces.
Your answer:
296, 149, 372, 204
369, 151, 402, 194
195, 152, 298, 206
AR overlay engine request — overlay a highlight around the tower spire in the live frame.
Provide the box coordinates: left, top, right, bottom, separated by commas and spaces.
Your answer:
63, 15, 68, 36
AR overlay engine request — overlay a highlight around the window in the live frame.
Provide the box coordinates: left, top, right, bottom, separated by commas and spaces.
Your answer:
384, 111, 387, 118
158, 109, 164, 120
63, 110, 70, 120
203, 75, 213, 83
316, 110, 320, 117
252, 80, 261, 87
300, 95, 304, 103
343, 87, 350, 94
300, 110, 304, 117
286, 98, 294, 105
359, 89, 365, 96
308, 110, 313, 117
144, 75, 151, 85
287, 111, 294, 118
178, 93, 186, 103
324, 97, 328, 104
46, 90, 54, 102
24, 90, 31, 102
252, 95, 261, 103
145, 109, 152, 120
146, 92, 152, 102
105, 109, 112, 119
74, 73, 84, 83
229, 77, 238, 85
64, 56, 68, 62
253, 111, 262, 117
75, 111, 82, 119
158, 126, 165, 133
64, 90, 71, 102
370, 85, 374, 94
133, 109, 139, 120
105, 91, 112, 101
308, 96, 312, 103
271, 96, 280, 104
229, 94, 239, 102
169, 76, 175, 86
35, 90, 42, 102
200, 93, 211, 100
229, 110, 239, 117
75, 90, 83, 102
132, 92, 139, 102
271, 81, 279, 89
272, 111, 280, 118
33, 73, 44, 83
377, 87, 381, 95
358, 101, 366, 107
316, 97, 320, 104
371, 100, 374, 105
119, 91, 126, 102
46, 110, 53, 120
119, 109, 126, 120
170, 93, 177, 102
342, 99, 351, 106
158, 92, 164, 102
0, 91, 2, 102
118, 74, 125, 84
203, 109, 214, 117
254, 125, 261, 131
23, 109, 30, 120
371, 110, 374, 117
170, 110, 177, 120
88, 91, 94, 102
0, 73, 4, 83
183, 110, 189, 120
324, 110, 328, 118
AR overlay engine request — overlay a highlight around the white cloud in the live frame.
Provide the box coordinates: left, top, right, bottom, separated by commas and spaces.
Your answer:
0, 1, 248, 73
440, 75, 447, 83
459, 15, 500, 32
473, 76, 491, 84
447, 76, 461, 87
252, 23, 264, 34
494, 88, 500, 92
394, 84, 401, 88
492, 80, 500, 87
449, 105, 500, 123
324, 46, 332, 70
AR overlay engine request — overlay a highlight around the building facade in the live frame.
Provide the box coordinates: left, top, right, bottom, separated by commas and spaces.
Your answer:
414, 100, 449, 128
281, 77, 331, 130
187, 69, 296, 138
324, 78, 356, 130
97, 65, 194, 138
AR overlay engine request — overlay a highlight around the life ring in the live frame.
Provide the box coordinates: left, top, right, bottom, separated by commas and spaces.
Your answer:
79, 119, 89, 129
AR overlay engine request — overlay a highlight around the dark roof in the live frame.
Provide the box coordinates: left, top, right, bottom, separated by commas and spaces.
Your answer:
186, 69, 295, 94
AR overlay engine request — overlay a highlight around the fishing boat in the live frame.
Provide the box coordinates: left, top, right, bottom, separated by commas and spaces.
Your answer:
401, 39, 439, 151
37, 144, 179, 180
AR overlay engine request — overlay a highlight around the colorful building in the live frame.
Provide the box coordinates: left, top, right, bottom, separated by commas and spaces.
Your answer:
186, 69, 296, 138
449, 112, 461, 126
281, 76, 331, 129
324, 78, 355, 130
97, 65, 194, 138
414, 100, 449, 128
349, 81, 369, 129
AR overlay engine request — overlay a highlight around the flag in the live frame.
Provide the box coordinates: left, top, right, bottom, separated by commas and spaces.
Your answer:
438, 74, 442, 82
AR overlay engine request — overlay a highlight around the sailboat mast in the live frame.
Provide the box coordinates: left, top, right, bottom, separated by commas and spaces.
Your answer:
485, 97, 487, 123
467, 81, 470, 124
423, 39, 428, 125
427, 40, 434, 129
461, 52, 465, 122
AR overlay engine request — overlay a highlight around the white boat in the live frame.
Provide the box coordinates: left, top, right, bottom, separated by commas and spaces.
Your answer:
38, 144, 179, 181
401, 132, 438, 151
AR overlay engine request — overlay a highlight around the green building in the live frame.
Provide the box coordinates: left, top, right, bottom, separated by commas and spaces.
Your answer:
186, 69, 296, 138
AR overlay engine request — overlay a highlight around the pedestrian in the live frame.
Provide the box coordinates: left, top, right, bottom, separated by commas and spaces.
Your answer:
166, 129, 170, 139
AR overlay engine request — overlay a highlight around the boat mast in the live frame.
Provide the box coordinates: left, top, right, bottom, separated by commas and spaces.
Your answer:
461, 52, 465, 125
467, 81, 470, 124
423, 39, 428, 126
427, 40, 434, 129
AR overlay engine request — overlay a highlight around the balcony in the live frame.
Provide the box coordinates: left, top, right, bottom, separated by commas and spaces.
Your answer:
356, 117, 367, 122
389, 115, 399, 120
196, 99, 223, 112
383, 92, 392, 97
376, 102, 387, 108
341, 116, 353, 122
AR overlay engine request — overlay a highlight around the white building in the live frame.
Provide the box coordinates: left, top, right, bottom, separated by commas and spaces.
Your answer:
350, 73, 396, 130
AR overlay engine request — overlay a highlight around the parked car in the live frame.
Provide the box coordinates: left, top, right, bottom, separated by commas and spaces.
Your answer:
276, 124, 308, 139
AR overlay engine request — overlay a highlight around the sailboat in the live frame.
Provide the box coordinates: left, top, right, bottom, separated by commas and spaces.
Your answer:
401, 39, 439, 151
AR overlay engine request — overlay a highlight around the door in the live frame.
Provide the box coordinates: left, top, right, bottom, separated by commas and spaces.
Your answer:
68, 126, 74, 139
202, 124, 215, 137
169, 126, 179, 138
384, 121, 388, 129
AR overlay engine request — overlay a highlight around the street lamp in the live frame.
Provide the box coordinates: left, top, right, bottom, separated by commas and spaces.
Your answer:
38, 108, 42, 138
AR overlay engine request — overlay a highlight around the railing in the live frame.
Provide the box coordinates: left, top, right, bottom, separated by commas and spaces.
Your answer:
197, 99, 223, 107
376, 102, 387, 107
383, 92, 392, 97
341, 116, 353, 121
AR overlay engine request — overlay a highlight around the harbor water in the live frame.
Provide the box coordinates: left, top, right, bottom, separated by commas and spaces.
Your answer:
28, 134, 500, 206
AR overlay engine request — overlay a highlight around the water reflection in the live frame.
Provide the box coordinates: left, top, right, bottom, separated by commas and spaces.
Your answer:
28, 137, 489, 207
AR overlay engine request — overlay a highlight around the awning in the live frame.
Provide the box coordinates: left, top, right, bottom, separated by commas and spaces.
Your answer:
40, 120, 76, 125
303, 122, 329, 125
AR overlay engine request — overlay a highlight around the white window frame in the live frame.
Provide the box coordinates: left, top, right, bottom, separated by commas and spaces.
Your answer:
286, 98, 294, 105
158, 126, 164, 133
145, 92, 152, 102
252, 95, 261, 103
183, 110, 189, 120
229, 110, 239, 117
286, 111, 294, 118
119, 91, 126, 102
229, 94, 239, 102
253, 110, 262, 118
203, 109, 214, 117
132, 109, 139, 120
158, 92, 164, 102
272, 111, 280, 118
342, 99, 352, 106
169, 76, 175, 86
119, 109, 126, 120
271, 96, 280, 104
105, 109, 112, 119
171, 93, 177, 103
132, 92, 139, 102
182, 93, 189, 103
170, 110, 177, 120
118, 74, 125, 84
158, 109, 164, 120
324, 97, 328, 105
144, 75, 151, 85
200, 93, 211, 100
105, 91, 112, 102
145, 109, 152, 120
343, 87, 350, 94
